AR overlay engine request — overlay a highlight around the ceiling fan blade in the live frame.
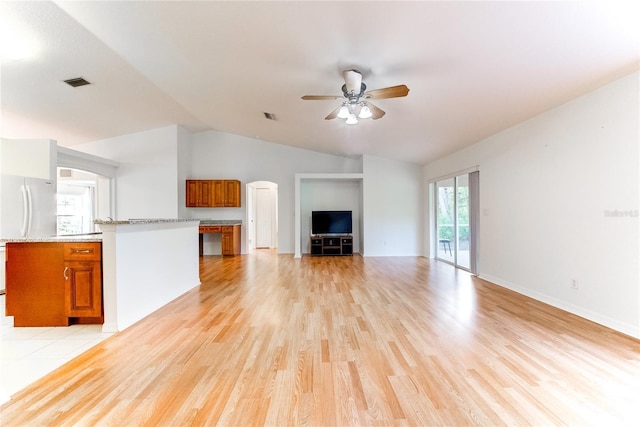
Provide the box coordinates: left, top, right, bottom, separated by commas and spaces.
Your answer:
365, 101, 386, 120
301, 95, 343, 100
364, 84, 410, 100
325, 105, 342, 120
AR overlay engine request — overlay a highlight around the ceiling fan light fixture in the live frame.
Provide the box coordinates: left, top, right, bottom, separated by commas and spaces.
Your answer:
359, 105, 372, 119
337, 105, 350, 119
345, 114, 358, 125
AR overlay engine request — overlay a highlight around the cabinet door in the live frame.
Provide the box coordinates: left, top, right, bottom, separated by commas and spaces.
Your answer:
221, 232, 233, 255
64, 261, 102, 317
5, 243, 68, 326
186, 180, 199, 207
187, 180, 214, 207
212, 180, 225, 207
200, 180, 213, 206
224, 180, 241, 207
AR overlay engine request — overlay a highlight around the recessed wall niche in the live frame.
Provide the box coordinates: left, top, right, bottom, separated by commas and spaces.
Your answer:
295, 173, 363, 258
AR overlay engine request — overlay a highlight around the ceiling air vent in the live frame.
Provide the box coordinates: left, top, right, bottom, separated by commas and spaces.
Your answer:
63, 77, 91, 87
59, 168, 73, 178
263, 112, 276, 121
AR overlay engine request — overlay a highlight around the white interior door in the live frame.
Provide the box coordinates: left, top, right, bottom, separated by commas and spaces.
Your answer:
255, 188, 272, 248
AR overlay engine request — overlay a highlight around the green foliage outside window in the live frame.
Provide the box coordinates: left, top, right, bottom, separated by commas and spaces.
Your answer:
437, 185, 469, 241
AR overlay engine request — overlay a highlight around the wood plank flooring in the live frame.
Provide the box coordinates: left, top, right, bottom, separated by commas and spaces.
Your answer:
2, 252, 639, 426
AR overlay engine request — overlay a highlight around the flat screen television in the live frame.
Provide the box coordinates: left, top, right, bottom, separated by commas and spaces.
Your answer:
312, 210, 352, 235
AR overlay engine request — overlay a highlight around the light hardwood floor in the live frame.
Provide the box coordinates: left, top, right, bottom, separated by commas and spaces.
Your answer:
1, 252, 639, 426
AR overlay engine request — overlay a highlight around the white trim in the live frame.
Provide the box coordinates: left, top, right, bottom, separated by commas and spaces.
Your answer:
427, 165, 479, 184
480, 273, 640, 339
57, 146, 119, 178
294, 173, 364, 258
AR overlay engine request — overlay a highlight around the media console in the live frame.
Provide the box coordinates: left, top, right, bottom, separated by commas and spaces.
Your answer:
310, 235, 353, 256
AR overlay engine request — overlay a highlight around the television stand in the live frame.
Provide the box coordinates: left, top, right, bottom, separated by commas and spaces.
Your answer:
311, 235, 353, 256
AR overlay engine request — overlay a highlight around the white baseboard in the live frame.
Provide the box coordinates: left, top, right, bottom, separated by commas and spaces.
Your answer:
478, 274, 639, 339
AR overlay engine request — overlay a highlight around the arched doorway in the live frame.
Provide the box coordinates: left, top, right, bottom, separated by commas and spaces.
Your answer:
246, 181, 278, 251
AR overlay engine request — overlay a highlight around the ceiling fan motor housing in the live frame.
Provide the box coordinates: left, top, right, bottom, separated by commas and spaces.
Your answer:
343, 69, 363, 96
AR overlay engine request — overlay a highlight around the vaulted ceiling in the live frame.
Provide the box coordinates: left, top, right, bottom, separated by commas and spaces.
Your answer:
1, 1, 638, 165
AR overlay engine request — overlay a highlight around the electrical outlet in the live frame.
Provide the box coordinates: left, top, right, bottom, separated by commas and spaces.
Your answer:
571, 279, 579, 289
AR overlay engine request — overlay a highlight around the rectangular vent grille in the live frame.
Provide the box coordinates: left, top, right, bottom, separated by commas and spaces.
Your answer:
59, 169, 73, 178
64, 77, 91, 87
263, 112, 276, 120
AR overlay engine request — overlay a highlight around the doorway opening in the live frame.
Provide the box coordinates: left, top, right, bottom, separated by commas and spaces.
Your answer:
246, 181, 278, 251
57, 167, 112, 235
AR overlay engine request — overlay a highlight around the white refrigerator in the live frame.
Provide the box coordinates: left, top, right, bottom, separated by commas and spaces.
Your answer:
0, 174, 57, 293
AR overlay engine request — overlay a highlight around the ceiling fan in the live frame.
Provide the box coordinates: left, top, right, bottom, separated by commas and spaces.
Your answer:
301, 69, 409, 124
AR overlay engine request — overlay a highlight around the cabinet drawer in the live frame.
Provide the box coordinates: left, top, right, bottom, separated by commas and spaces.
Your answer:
342, 238, 352, 244
221, 226, 235, 233
200, 226, 221, 233
63, 243, 101, 261
311, 238, 322, 245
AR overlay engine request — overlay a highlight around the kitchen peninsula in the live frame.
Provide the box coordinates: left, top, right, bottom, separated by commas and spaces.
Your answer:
96, 219, 200, 333
4, 219, 205, 333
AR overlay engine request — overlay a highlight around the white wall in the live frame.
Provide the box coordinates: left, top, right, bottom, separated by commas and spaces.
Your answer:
424, 71, 639, 337
363, 155, 424, 256
189, 131, 362, 253
100, 221, 200, 332
74, 126, 183, 219
176, 126, 192, 219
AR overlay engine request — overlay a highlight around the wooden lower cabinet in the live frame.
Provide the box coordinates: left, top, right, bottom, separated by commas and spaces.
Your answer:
64, 260, 102, 318
5, 242, 103, 327
199, 224, 241, 256
221, 226, 239, 256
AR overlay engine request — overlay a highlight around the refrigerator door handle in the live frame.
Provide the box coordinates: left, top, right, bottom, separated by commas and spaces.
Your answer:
25, 184, 33, 236
20, 185, 29, 237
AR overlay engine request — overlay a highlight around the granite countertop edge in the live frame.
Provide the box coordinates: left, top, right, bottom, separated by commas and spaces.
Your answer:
93, 218, 242, 225
198, 219, 243, 225
0, 219, 243, 243
1, 235, 103, 243
94, 218, 201, 225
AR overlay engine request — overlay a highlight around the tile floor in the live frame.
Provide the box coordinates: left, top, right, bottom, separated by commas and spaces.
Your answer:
0, 295, 114, 404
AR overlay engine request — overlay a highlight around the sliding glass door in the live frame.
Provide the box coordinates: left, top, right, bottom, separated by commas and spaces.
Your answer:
436, 178, 455, 263
435, 172, 478, 273
456, 174, 470, 269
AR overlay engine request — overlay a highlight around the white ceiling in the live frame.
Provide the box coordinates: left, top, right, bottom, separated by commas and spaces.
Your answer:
1, 1, 638, 165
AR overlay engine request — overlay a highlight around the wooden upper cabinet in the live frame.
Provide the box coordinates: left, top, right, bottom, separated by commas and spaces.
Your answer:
186, 180, 214, 207
200, 180, 213, 206
212, 180, 225, 207
186, 179, 241, 208
224, 180, 241, 207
